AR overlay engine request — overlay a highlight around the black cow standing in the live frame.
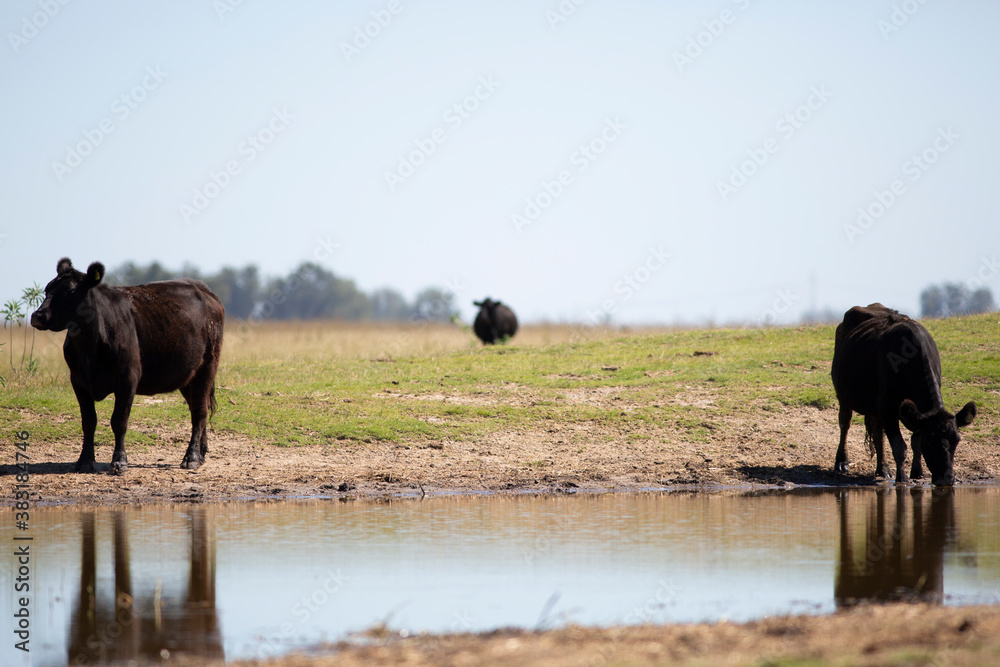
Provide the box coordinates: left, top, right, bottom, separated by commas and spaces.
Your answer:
830, 303, 975, 485
31, 258, 225, 474
472, 298, 518, 345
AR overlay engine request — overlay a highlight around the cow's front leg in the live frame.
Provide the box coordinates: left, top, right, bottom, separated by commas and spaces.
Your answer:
72, 379, 98, 473
909, 434, 924, 480
109, 389, 135, 475
865, 415, 891, 479
882, 417, 910, 484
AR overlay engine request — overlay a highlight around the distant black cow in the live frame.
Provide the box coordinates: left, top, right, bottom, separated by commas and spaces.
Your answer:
31, 258, 225, 474
830, 303, 975, 485
472, 298, 518, 345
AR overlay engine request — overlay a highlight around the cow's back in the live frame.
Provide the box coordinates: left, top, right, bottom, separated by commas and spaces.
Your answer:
832, 304, 942, 416
122, 280, 225, 395
495, 304, 518, 336
834, 303, 893, 346
832, 308, 887, 414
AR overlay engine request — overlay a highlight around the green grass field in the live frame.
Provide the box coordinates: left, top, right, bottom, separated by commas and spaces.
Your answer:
2, 315, 998, 450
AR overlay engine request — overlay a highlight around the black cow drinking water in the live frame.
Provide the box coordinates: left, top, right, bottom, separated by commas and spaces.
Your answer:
31, 258, 225, 473
472, 298, 518, 344
830, 303, 975, 485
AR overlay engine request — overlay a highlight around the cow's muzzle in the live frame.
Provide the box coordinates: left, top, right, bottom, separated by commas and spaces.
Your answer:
30, 311, 49, 330
931, 473, 955, 487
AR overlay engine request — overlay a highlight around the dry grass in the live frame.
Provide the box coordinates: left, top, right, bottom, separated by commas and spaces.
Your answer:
222, 320, 664, 363
10, 321, 641, 382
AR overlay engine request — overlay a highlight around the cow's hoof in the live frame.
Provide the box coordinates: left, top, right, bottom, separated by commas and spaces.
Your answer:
834, 461, 849, 474
181, 456, 203, 470
74, 460, 96, 473
110, 461, 127, 475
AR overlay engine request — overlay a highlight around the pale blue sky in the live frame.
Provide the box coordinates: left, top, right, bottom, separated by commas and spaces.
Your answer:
2, 0, 998, 325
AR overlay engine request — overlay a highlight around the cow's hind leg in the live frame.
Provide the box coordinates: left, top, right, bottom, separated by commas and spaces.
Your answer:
109, 389, 136, 475
835, 405, 852, 474
180, 374, 212, 470
72, 379, 98, 473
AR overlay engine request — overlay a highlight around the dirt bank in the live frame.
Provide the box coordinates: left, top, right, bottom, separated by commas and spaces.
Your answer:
6, 401, 998, 505
164, 604, 1000, 666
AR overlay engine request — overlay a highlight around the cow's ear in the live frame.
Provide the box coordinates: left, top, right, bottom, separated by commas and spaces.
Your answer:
473, 300, 483, 307
956, 401, 977, 428
85, 262, 105, 287
899, 399, 925, 432
57, 257, 73, 274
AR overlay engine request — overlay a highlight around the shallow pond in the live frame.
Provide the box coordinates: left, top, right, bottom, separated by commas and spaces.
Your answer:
3, 486, 999, 665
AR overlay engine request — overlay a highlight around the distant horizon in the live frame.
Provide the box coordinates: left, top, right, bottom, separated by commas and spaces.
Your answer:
13, 256, 991, 330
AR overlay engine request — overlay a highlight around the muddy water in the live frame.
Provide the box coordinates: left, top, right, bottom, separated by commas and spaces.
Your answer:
2, 487, 999, 666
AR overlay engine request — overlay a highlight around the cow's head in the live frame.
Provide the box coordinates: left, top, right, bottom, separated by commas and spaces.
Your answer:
473, 298, 499, 316
899, 399, 977, 486
30, 258, 105, 332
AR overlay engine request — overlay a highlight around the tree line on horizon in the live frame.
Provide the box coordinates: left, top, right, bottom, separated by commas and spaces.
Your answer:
802, 283, 996, 325
919, 283, 995, 319
111, 265, 998, 325
110, 261, 459, 323
12, 263, 995, 328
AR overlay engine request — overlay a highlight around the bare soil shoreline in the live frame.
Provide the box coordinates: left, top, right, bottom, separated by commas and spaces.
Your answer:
5, 402, 998, 506
169, 604, 1000, 666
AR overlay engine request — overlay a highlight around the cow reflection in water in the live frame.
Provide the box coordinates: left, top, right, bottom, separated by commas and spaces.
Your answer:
835, 487, 955, 608
67, 508, 223, 663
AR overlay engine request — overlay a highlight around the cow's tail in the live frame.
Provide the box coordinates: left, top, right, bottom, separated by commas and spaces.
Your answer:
863, 415, 878, 459
209, 301, 223, 422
